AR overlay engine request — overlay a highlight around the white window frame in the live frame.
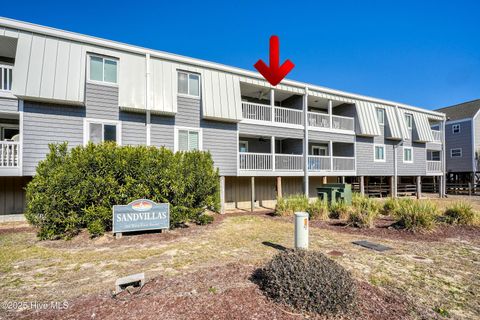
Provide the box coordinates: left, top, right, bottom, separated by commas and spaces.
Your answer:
83, 118, 122, 146
405, 113, 413, 129
177, 71, 201, 99
87, 54, 119, 86
450, 148, 462, 158
376, 108, 385, 126
452, 124, 461, 134
373, 144, 386, 162
403, 147, 413, 163
174, 126, 203, 152
312, 145, 328, 156
239, 140, 249, 152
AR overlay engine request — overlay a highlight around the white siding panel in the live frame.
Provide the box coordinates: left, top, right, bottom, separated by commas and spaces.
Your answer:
413, 112, 434, 142
65, 43, 84, 102
396, 107, 411, 140
203, 70, 242, 121
25, 35, 46, 97
11, 31, 32, 96
39, 37, 58, 99
309, 90, 356, 104
238, 76, 305, 94
118, 53, 146, 110
53, 40, 70, 101
385, 106, 402, 139
355, 101, 381, 136
151, 58, 177, 114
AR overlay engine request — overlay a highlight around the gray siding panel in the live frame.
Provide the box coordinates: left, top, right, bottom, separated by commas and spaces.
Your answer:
0, 98, 18, 113
175, 96, 201, 128
120, 112, 146, 145
445, 120, 472, 172
23, 102, 85, 175
397, 140, 426, 176
356, 136, 395, 176
239, 123, 304, 139
308, 130, 355, 143
85, 83, 119, 120
202, 120, 238, 176
151, 115, 174, 150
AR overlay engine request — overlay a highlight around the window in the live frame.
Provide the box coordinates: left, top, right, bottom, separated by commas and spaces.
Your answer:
178, 71, 200, 97
452, 124, 461, 134
239, 141, 249, 152
312, 146, 328, 156
450, 148, 462, 158
89, 55, 118, 84
428, 151, 441, 161
84, 119, 121, 145
403, 147, 413, 163
374, 144, 386, 162
176, 128, 202, 151
1, 127, 19, 140
376, 108, 385, 125
405, 113, 413, 129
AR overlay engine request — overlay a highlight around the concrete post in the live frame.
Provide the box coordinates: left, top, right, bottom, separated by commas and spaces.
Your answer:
360, 176, 365, 195
294, 212, 309, 250
276, 176, 282, 199
416, 176, 421, 199
220, 176, 225, 214
390, 176, 397, 198
439, 175, 445, 198
271, 136, 275, 171
251, 176, 255, 212
322, 176, 327, 184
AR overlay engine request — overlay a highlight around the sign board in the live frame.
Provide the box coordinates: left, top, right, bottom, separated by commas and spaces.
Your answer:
113, 199, 170, 234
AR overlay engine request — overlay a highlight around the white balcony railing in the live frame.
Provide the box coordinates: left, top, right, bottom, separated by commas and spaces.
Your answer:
427, 160, 442, 172
274, 106, 303, 125
333, 156, 355, 171
242, 102, 271, 122
239, 152, 272, 170
275, 154, 303, 171
0, 141, 20, 167
307, 112, 330, 128
332, 115, 355, 131
431, 130, 441, 142
308, 156, 331, 171
0, 65, 13, 92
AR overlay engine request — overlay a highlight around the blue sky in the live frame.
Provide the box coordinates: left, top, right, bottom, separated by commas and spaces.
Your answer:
2, 0, 479, 110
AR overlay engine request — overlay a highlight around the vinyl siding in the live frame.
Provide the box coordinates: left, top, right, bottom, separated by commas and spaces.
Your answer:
0, 98, 18, 113
356, 136, 395, 176
474, 114, 480, 167
308, 130, 355, 143
22, 101, 85, 175
239, 123, 304, 139
85, 83, 119, 120
202, 120, 237, 176
0, 177, 30, 215
120, 112, 146, 145
445, 120, 472, 172
396, 141, 426, 176
150, 115, 174, 150
175, 96, 201, 128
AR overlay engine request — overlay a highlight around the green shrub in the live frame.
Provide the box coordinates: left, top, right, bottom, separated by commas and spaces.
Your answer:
394, 199, 438, 231
255, 250, 356, 315
329, 201, 351, 220
444, 201, 478, 225
196, 214, 214, 225
307, 198, 329, 220
382, 197, 400, 216
25, 142, 220, 239
348, 194, 380, 228
274, 194, 309, 216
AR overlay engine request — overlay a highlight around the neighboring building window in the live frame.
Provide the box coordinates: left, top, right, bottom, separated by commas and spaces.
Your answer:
374, 144, 386, 162
312, 146, 328, 156
177, 128, 201, 151
376, 108, 385, 125
403, 147, 413, 163
239, 141, 249, 152
452, 124, 461, 134
450, 148, 462, 158
405, 113, 413, 129
84, 119, 121, 144
89, 55, 118, 84
178, 71, 200, 97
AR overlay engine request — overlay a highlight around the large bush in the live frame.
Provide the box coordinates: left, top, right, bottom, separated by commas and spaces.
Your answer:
444, 201, 478, 225
274, 194, 309, 216
255, 250, 356, 315
347, 193, 381, 228
329, 201, 351, 220
25, 142, 220, 239
307, 198, 329, 220
393, 199, 438, 231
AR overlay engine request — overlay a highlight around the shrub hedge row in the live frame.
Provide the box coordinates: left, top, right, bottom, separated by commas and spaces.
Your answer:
25, 142, 220, 239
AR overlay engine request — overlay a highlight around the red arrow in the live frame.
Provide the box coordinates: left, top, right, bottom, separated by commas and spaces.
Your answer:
254, 35, 295, 86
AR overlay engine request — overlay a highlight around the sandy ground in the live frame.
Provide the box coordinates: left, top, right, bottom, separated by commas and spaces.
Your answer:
0, 202, 479, 319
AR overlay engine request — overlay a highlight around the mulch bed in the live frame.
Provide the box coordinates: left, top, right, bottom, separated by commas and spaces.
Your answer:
309, 217, 480, 242
17, 263, 423, 320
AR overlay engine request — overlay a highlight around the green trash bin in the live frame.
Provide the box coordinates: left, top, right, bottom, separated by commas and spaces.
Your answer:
316, 183, 352, 205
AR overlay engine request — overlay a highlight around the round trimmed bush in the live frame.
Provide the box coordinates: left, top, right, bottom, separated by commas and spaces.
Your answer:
256, 250, 356, 315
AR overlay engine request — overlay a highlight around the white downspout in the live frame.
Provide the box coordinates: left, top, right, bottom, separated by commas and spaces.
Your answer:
303, 87, 309, 196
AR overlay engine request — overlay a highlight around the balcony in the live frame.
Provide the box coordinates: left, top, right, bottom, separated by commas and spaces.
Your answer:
308, 156, 355, 172
239, 153, 303, 172
431, 129, 441, 142
241, 102, 303, 126
426, 160, 442, 173
307, 112, 354, 131
0, 65, 13, 92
